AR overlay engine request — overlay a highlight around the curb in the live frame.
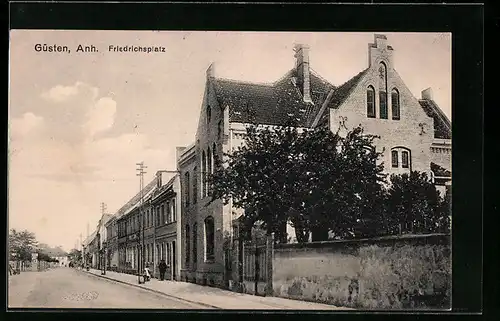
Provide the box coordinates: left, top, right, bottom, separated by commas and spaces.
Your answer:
79, 270, 220, 309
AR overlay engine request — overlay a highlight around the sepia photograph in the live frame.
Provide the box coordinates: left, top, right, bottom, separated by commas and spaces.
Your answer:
8, 30, 452, 311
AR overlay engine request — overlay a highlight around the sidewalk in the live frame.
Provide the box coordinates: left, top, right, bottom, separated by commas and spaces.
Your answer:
82, 269, 350, 310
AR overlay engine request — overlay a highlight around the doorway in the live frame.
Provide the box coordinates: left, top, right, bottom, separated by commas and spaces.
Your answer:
172, 241, 176, 280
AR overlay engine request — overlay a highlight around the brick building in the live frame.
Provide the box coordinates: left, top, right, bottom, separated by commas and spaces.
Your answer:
177, 34, 452, 286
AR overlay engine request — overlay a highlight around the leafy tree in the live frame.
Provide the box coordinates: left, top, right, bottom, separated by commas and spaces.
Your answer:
210, 120, 387, 242
9, 229, 38, 266
68, 248, 82, 263
210, 121, 301, 242
387, 171, 447, 234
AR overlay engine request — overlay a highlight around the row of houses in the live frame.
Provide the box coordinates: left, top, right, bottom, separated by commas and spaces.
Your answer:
82, 34, 452, 286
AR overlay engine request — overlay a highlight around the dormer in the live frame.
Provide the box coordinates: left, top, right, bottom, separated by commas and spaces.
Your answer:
368, 34, 394, 69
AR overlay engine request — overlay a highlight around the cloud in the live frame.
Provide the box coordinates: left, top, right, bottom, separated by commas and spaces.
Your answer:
83, 97, 117, 138
41, 82, 86, 103
9, 112, 44, 138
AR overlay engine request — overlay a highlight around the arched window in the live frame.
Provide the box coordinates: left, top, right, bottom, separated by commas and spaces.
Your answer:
391, 150, 399, 168
391, 88, 400, 120
218, 120, 223, 139
185, 224, 190, 265
207, 146, 212, 175
391, 147, 412, 170
206, 148, 211, 196
212, 143, 217, 172
201, 151, 206, 198
166, 201, 171, 223
207, 105, 212, 124
379, 62, 388, 119
367, 86, 376, 118
171, 199, 176, 222
204, 216, 215, 261
193, 223, 198, 265
184, 172, 190, 207
401, 151, 409, 168
193, 167, 198, 204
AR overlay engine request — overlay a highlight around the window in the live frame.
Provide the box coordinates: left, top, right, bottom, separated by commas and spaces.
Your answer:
212, 143, 217, 172
402, 151, 409, 168
201, 151, 206, 198
185, 172, 191, 207
391, 150, 399, 168
206, 148, 211, 196
380, 91, 388, 119
207, 105, 212, 124
193, 167, 198, 204
391, 88, 400, 120
367, 86, 376, 118
166, 202, 170, 224
207, 146, 212, 175
193, 223, 198, 265
204, 216, 215, 261
391, 147, 411, 170
167, 243, 171, 266
157, 207, 161, 226
172, 199, 176, 222
218, 120, 223, 139
185, 225, 190, 264
161, 204, 165, 225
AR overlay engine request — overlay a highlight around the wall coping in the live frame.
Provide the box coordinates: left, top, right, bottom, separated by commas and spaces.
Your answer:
275, 233, 450, 250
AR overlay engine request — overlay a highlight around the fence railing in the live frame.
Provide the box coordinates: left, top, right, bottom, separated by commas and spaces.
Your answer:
232, 235, 273, 296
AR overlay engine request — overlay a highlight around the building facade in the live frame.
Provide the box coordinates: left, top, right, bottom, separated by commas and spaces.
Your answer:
177, 34, 452, 286
105, 216, 118, 269
110, 171, 181, 279
150, 171, 182, 280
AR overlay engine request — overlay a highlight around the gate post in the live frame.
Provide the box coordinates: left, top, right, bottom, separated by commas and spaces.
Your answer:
254, 242, 259, 296
238, 239, 244, 292
265, 233, 274, 296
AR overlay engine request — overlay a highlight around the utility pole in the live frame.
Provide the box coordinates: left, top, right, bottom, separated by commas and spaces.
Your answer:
136, 162, 147, 284
100, 202, 107, 275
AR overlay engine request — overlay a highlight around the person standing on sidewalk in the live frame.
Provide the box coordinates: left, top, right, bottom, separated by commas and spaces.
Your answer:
159, 260, 167, 281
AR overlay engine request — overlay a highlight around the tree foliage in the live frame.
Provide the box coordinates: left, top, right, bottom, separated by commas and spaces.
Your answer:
387, 171, 450, 234
9, 229, 38, 262
68, 248, 82, 262
210, 119, 451, 243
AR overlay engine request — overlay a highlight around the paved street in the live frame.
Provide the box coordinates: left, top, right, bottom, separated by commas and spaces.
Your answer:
8, 268, 212, 309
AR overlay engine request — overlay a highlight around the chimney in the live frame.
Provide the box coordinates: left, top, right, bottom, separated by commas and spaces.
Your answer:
294, 44, 312, 103
421, 87, 434, 100
206, 63, 215, 79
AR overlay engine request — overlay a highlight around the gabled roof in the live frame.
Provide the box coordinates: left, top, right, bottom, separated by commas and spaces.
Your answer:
418, 99, 452, 139
212, 69, 334, 127
150, 176, 176, 204
313, 68, 369, 126
328, 69, 369, 110
122, 184, 158, 217
115, 178, 158, 220
431, 162, 451, 178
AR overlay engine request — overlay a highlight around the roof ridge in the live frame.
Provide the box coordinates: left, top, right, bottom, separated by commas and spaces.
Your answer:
214, 77, 275, 87
309, 68, 336, 88
418, 98, 451, 128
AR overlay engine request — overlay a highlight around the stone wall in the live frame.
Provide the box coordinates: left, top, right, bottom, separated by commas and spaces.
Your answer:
272, 234, 451, 310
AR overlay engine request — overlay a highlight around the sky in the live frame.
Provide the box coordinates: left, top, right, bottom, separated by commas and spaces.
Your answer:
8, 31, 451, 252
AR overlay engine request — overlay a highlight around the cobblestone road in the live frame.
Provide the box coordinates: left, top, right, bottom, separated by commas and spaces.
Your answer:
8, 268, 212, 309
